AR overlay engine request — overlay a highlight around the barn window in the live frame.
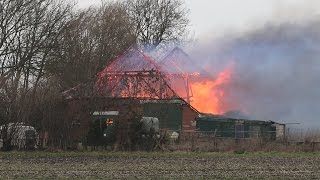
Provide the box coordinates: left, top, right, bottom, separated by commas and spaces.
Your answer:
105, 118, 114, 125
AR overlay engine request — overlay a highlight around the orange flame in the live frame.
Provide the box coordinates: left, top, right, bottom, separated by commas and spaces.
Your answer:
190, 64, 233, 114
96, 63, 235, 115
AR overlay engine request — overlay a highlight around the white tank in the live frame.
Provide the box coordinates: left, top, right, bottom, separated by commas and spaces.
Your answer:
140, 117, 160, 134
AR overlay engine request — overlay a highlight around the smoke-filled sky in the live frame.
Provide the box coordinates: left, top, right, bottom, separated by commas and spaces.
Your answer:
75, 0, 320, 128
75, 0, 320, 39
189, 22, 320, 128
181, 1, 320, 128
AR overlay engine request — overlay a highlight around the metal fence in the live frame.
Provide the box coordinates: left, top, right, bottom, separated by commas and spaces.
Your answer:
161, 130, 283, 142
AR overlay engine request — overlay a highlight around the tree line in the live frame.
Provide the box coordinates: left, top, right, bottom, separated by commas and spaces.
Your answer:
0, 0, 189, 149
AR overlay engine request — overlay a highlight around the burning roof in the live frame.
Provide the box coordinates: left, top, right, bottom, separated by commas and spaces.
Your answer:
94, 47, 177, 99
99, 47, 162, 75
63, 46, 226, 115
64, 47, 180, 100
159, 47, 210, 77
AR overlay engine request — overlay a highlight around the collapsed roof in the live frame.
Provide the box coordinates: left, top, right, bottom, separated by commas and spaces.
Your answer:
99, 47, 162, 74
159, 47, 211, 77
63, 46, 210, 103
64, 47, 176, 99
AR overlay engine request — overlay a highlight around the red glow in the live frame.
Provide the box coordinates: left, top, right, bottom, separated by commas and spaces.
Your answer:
95, 60, 235, 115
190, 65, 233, 114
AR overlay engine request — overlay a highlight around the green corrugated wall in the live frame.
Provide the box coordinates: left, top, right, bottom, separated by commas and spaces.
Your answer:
143, 103, 182, 130
196, 116, 277, 139
196, 119, 235, 137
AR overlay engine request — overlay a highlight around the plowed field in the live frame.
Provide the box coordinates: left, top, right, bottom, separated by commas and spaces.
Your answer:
0, 152, 319, 179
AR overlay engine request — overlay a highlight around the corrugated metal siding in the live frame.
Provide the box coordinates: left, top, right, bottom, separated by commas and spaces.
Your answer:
197, 116, 277, 140
196, 119, 235, 137
143, 103, 182, 130
244, 121, 275, 139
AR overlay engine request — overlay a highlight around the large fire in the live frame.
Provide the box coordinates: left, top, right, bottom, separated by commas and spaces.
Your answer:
95, 65, 234, 115
190, 65, 233, 114
92, 47, 239, 115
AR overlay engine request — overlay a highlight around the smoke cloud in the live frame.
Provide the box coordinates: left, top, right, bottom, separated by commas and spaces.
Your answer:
188, 20, 320, 128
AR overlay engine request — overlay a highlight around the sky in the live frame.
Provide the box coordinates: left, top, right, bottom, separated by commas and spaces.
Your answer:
75, 0, 320, 40
185, 0, 320, 38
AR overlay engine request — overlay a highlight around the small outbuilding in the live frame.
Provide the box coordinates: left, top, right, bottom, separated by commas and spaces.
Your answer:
196, 114, 285, 141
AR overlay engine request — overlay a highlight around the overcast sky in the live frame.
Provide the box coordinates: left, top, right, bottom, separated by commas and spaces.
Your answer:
75, 0, 320, 40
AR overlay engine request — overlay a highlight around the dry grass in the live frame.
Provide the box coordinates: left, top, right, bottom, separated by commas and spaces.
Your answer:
160, 130, 320, 153
162, 137, 320, 153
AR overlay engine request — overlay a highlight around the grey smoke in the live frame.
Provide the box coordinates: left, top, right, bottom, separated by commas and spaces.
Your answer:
189, 21, 320, 128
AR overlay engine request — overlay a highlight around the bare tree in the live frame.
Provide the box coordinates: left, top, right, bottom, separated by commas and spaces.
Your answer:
0, 0, 72, 88
0, 0, 72, 150
39, 2, 136, 148
47, 2, 136, 89
125, 0, 189, 50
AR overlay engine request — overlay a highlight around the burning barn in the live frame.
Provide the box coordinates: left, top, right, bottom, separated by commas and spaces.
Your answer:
62, 47, 200, 146
61, 46, 285, 147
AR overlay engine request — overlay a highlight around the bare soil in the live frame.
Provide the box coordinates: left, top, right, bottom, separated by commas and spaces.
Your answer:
0, 152, 319, 179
